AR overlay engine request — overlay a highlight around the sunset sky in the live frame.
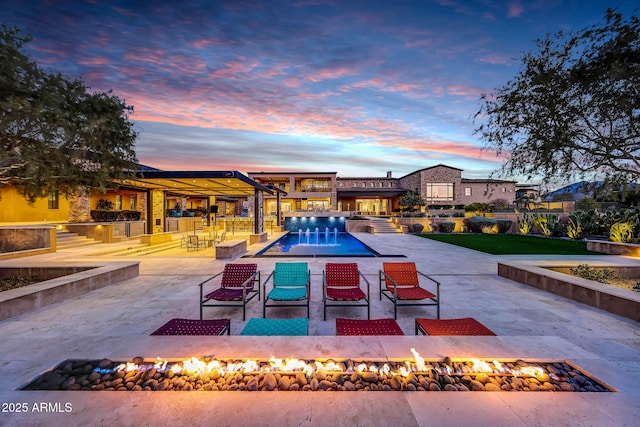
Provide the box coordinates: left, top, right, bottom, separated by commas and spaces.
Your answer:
4, 0, 634, 185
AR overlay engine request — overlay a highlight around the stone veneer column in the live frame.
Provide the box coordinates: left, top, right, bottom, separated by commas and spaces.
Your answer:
138, 192, 148, 222
68, 188, 91, 223
150, 189, 165, 234
208, 196, 217, 228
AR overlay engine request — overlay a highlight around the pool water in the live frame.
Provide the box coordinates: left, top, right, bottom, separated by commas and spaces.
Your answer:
256, 232, 379, 257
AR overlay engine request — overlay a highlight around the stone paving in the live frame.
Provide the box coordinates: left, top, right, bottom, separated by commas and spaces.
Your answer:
0, 232, 639, 426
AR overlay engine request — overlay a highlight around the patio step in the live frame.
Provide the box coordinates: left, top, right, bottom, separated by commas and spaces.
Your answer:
367, 218, 402, 233
55, 231, 100, 250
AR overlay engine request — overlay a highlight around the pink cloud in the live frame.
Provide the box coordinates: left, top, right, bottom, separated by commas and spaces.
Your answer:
307, 66, 359, 83
112, 7, 137, 17
475, 53, 513, 66
508, 2, 524, 18
447, 85, 486, 99
405, 39, 432, 48
78, 57, 110, 65
211, 61, 259, 78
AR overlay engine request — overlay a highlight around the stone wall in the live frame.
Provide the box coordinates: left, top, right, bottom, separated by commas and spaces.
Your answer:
151, 190, 165, 234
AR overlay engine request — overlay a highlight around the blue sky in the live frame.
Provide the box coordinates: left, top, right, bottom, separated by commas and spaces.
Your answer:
3, 0, 635, 184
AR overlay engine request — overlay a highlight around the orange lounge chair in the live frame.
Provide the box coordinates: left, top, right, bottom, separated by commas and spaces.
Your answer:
379, 262, 440, 319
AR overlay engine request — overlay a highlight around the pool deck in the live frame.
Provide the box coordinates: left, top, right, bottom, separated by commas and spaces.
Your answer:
0, 232, 639, 426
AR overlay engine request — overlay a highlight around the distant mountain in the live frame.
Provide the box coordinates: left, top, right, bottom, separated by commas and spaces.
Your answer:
543, 181, 639, 201
543, 181, 596, 201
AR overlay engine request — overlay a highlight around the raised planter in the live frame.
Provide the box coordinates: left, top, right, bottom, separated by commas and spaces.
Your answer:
0, 226, 55, 260
0, 262, 140, 321
587, 240, 640, 257
498, 260, 640, 322
140, 232, 173, 245
216, 240, 247, 259
249, 232, 268, 245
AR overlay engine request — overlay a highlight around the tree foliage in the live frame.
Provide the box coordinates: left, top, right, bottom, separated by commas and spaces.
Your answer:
0, 24, 138, 201
399, 189, 426, 210
474, 9, 640, 190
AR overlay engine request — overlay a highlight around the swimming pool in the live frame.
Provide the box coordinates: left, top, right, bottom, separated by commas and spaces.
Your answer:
255, 230, 380, 257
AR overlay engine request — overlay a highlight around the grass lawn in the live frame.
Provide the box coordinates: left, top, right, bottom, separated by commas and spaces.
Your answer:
417, 233, 600, 255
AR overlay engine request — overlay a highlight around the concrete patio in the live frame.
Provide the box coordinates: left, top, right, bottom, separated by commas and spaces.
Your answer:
1, 232, 639, 426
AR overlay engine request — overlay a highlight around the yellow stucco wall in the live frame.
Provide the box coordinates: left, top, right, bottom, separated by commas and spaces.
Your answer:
0, 186, 70, 223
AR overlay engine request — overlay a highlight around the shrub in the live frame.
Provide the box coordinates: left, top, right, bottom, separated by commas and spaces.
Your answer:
566, 217, 583, 240
464, 203, 490, 213
491, 198, 510, 211
518, 213, 532, 235
496, 219, 513, 234
95, 199, 114, 210
569, 264, 617, 284
120, 210, 142, 221
532, 213, 561, 237
466, 216, 497, 233
412, 223, 424, 233
439, 221, 455, 233
90, 210, 142, 222
609, 222, 633, 243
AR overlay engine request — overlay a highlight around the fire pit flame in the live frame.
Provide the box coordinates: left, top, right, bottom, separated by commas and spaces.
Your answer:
24, 350, 613, 392
105, 349, 549, 381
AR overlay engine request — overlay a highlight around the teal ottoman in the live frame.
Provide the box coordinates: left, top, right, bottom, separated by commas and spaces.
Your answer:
240, 318, 309, 336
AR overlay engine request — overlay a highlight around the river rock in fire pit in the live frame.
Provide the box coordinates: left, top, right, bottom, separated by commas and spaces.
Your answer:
362, 372, 378, 383
469, 380, 485, 391
21, 356, 613, 393
263, 373, 277, 391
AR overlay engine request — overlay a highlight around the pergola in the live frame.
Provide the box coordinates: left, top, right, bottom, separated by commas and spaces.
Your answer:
119, 170, 275, 234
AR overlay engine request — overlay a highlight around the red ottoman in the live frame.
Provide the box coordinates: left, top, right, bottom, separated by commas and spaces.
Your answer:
415, 318, 496, 336
151, 318, 230, 336
336, 318, 404, 336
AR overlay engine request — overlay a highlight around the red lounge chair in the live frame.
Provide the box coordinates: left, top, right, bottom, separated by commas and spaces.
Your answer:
379, 262, 440, 319
336, 318, 404, 336
151, 318, 230, 336
199, 263, 260, 321
415, 318, 496, 336
323, 262, 370, 320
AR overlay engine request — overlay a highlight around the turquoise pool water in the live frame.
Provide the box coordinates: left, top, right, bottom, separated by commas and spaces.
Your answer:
256, 231, 379, 257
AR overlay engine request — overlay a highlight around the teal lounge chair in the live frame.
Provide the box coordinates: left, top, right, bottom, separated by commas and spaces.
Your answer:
263, 262, 310, 318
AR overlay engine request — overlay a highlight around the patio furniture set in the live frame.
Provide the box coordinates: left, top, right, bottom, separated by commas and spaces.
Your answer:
181, 231, 227, 251
151, 262, 495, 337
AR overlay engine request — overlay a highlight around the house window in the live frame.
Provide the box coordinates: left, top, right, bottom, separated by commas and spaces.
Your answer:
115, 194, 122, 210
464, 187, 472, 196
47, 190, 59, 210
129, 195, 137, 210
426, 183, 454, 202
502, 187, 507, 192
388, 182, 393, 187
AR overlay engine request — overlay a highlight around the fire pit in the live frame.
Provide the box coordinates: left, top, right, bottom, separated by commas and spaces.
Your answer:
22, 349, 613, 392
